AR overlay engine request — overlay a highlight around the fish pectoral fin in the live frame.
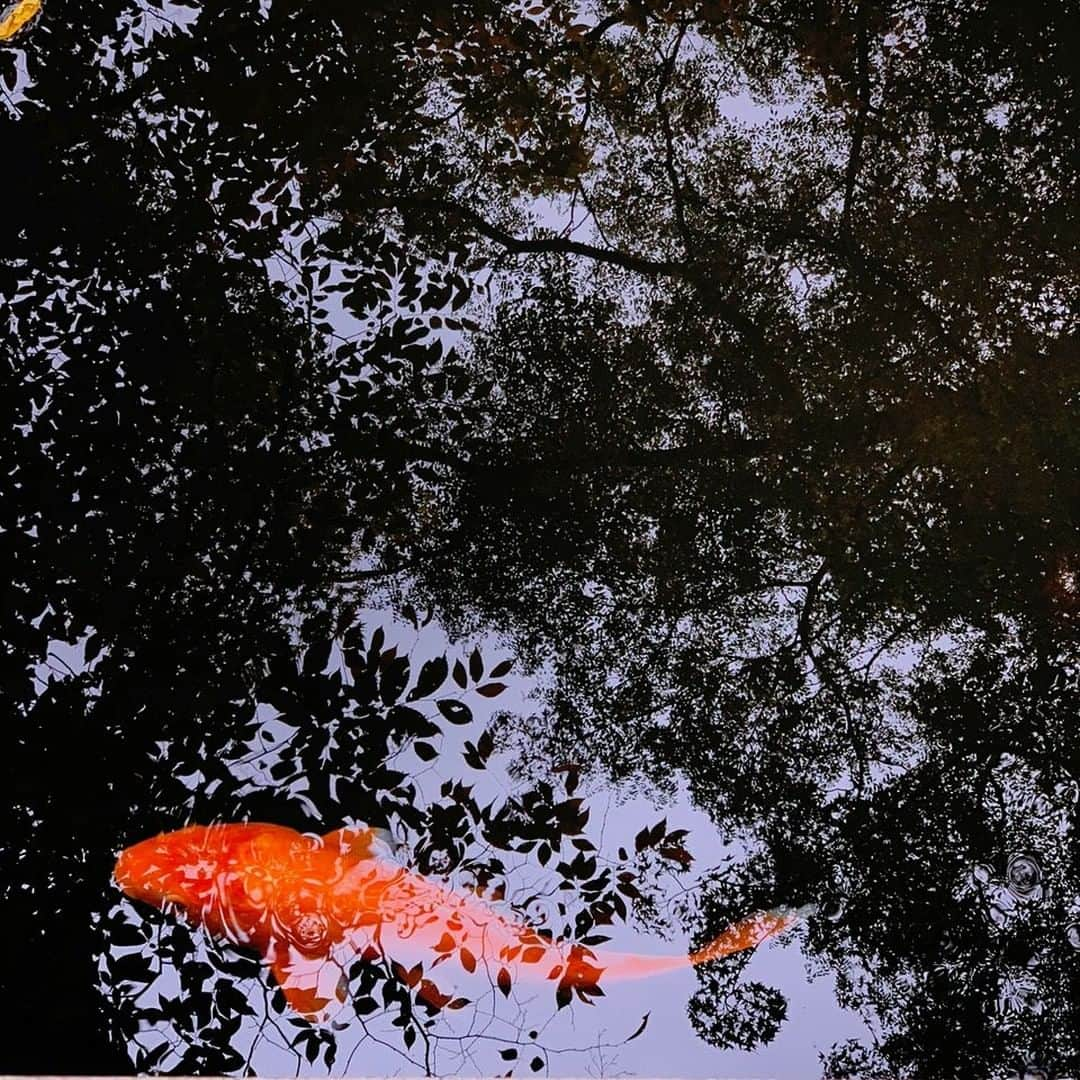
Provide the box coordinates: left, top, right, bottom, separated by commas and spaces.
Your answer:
267, 949, 348, 1023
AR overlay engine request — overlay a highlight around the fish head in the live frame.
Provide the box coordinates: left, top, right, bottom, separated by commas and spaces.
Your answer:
114, 825, 231, 915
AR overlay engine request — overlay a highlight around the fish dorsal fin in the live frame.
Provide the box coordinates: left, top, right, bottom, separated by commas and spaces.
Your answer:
322, 824, 393, 861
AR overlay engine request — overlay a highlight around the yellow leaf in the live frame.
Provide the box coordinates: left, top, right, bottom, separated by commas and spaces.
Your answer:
0, 0, 42, 42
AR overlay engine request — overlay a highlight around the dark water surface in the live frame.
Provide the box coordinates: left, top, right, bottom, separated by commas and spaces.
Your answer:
3, 2, 1078, 1077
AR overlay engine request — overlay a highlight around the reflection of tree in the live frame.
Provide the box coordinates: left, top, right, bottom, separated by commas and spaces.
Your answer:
4, 0, 1079, 1075
397, 7, 1078, 1078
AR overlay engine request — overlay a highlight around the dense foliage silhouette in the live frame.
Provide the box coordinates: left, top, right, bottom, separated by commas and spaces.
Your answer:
2, 1, 1078, 1076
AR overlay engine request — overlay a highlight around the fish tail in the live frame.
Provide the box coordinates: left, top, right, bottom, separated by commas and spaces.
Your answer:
587, 950, 692, 981
554, 904, 816, 985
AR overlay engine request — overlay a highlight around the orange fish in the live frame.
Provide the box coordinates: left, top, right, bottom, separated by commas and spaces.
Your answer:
113, 822, 812, 1021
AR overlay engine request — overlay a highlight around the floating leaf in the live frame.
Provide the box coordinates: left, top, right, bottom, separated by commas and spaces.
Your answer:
0, 0, 41, 42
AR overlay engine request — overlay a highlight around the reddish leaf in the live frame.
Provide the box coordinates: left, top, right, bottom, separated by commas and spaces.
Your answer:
658, 844, 693, 869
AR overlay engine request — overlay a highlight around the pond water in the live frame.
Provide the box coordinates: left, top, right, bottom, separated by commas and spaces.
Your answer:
3, 3, 1078, 1078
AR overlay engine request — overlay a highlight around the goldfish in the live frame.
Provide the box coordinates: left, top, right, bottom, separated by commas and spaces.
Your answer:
0, 0, 41, 42
113, 822, 813, 1022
